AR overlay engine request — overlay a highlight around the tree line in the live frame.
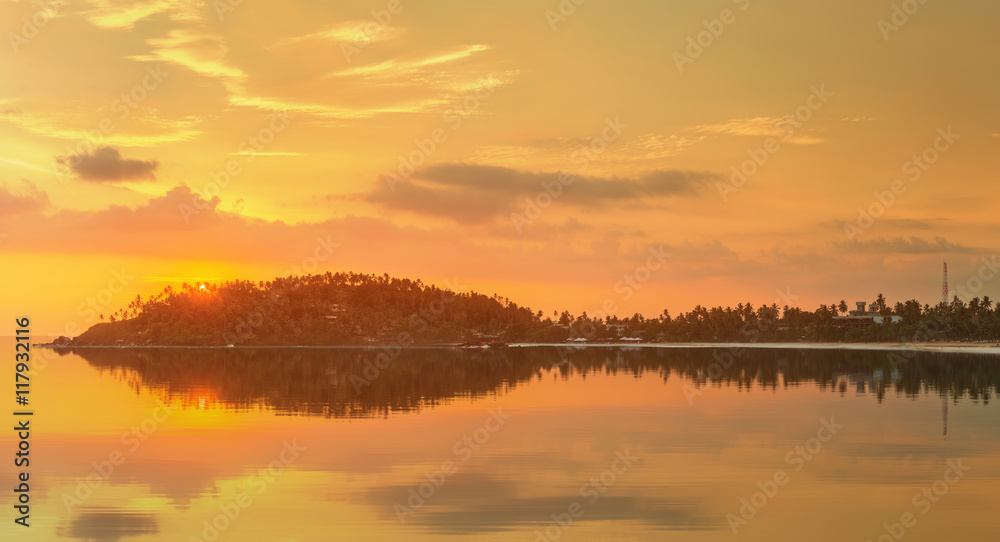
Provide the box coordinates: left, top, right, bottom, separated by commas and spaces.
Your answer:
64, 271, 1000, 346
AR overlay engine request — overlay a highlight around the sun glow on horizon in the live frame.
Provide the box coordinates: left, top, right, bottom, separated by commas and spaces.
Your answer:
0, 0, 997, 329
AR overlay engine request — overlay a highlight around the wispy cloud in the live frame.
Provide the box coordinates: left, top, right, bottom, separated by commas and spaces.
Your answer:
228, 93, 450, 119
470, 133, 701, 174
228, 151, 305, 156
784, 135, 827, 145
131, 29, 246, 82
272, 21, 404, 47
617, 134, 706, 160
842, 236, 979, 254
687, 114, 869, 144
80, 0, 171, 30
79, 0, 203, 30
326, 44, 491, 79
690, 116, 786, 137
0, 106, 202, 146
230, 42, 510, 119
0, 156, 60, 177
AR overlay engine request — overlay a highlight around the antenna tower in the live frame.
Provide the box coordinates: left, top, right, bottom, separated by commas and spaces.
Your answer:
941, 262, 949, 306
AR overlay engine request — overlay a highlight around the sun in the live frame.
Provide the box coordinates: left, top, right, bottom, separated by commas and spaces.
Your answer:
199, 284, 208, 292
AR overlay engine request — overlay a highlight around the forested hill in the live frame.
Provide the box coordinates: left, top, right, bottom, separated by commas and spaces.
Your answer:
63, 272, 1000, 346
68, 272, 551, 346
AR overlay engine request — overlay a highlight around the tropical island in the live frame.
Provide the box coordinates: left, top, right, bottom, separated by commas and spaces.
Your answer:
51, 272, 1000, 348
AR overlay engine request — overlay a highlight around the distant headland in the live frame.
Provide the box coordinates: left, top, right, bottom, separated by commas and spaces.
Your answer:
48, 272, 1000, 348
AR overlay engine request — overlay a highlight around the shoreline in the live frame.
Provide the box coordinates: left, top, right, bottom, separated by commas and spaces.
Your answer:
38, 342, 1000, 355
524, 342, 1000, 355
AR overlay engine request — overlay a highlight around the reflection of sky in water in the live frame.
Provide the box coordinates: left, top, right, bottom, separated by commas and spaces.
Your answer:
1, 343, 998, 541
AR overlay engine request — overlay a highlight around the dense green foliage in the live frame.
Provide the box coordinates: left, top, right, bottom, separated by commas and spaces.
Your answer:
628, 296, 1000, 344
72, 272, 546, 346
68, 272, 1000, 346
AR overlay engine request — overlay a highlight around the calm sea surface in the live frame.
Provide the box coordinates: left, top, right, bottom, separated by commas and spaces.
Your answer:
2, 341, 998, 541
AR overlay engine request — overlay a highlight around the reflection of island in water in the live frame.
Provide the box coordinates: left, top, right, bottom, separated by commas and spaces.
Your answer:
62, 347, 999, 418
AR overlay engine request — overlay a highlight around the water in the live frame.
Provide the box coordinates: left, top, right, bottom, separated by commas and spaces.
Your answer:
2, 342, 998, 541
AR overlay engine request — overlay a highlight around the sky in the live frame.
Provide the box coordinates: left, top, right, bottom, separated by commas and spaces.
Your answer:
0, 0, 998, 334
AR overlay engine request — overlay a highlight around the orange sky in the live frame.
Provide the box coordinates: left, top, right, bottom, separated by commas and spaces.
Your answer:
0, 0, 998, 334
